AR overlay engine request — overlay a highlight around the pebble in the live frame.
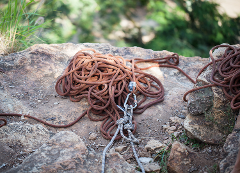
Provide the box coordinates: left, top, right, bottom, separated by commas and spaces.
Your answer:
173, 131, 181, 138
145, 139, 166, 152
109, 148, 115, 154
115, 145, 127, 152
177, 114, 186, 119
89, 133, 97, 140
169, 116, 184, 124
88, 152, 95, 157
168, 130, 174, 134
162, 124, 170, 130
139, 149, 151, 158
142, 162, 161, 172
168, 126, 177, 131
139, 157, 153, 164
207, 148, 212, 154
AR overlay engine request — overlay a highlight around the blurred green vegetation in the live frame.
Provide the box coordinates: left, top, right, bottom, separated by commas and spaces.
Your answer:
0, 0, 239, 57
0, 0, 46, 54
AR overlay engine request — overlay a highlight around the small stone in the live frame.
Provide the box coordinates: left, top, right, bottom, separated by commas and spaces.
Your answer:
109, 148, 115, 154
89, 133, 97, 140
142, 162, 161, 172
173, 131, 181, 138
162, 124, 170, 130
168, 126, 177, 131
139, 149, 151, 157
53, 102, 59, 105
145, 139, 166, 152
177, 114, 186, 119
139, 157, 153, 164
115, 146, 127, 153
168, 130, 174, 135
169, 116, 184, 124
207, 148, 212, 154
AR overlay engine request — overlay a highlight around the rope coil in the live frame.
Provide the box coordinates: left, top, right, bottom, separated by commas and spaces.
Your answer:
183, 45, 240, 110
0, 48, 195, 140
55, 48, 192, 140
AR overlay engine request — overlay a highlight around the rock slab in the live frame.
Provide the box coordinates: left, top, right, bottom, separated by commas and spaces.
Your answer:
0, 123, 51, 172
6, 131, 138, 173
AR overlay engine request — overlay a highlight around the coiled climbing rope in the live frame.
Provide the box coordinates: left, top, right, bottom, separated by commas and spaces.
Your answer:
2, 45, 240, 172
2, 45, 240, 136
0, 48, 195, 139
183, 44, 240, 110
54, 48, 195, 139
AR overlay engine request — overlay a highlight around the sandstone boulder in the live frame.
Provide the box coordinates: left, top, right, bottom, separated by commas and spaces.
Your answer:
184, 45, 237, 144
145, 139, 166, 153
168, 141, 216, 173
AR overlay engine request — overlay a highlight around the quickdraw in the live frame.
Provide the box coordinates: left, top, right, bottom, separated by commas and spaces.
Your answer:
102, 81, 145, 172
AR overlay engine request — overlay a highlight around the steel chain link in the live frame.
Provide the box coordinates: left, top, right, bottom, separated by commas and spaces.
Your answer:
102, 82, 145, 173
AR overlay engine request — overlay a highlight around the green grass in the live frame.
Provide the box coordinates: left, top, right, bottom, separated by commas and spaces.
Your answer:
153, 146, 171, 173
0, 0, 45, 55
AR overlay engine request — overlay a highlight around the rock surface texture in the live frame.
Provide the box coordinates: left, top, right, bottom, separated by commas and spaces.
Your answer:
167, 141, 212, 173
6, 131, 138, 173
0, 43, 222, 172
219, 112, 240, 173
